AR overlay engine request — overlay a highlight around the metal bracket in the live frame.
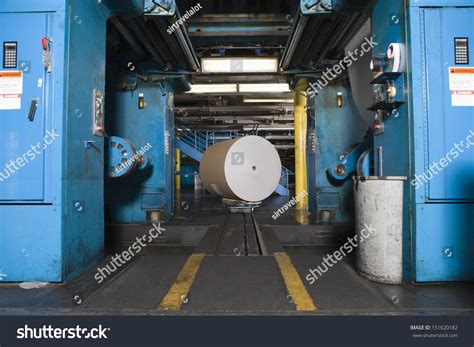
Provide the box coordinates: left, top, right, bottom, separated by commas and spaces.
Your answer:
144, 0, 176, 16
327, 139, 372, 183
301, 0, 332, 14
373, 111, 385, 135
84, 140, 99, 150
93, 89, 104, 136
370, 72, 402, 85
367, 100, 404, 113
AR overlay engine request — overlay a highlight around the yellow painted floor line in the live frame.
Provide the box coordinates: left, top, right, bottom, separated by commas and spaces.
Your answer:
158, 253, 206, 311
274, 252, 318, 311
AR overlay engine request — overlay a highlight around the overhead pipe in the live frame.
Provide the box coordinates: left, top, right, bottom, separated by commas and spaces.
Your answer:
242, 125, 295, 131
281, 0, 371, 71
167, 10, 200, 71
121, 17, 167, 67
308, 13, 367, 68
176, 106, 293, 113
109, 17, 147, 57
176, 115, 294, 120
173, 26, 200, 71
280, 13, 309, 70
330, 0, 374, 12
133, 18, 172, 65
149, 18, 186, 64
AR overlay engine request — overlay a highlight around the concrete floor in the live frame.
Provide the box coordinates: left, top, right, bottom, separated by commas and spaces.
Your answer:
0, 190, 473, 315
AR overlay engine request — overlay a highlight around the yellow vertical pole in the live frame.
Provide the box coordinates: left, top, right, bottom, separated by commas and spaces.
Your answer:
175, 148, 181, 191
294, 78, 308, 210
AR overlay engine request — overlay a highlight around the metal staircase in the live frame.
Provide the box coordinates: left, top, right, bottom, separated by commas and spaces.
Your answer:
176, 130, 293, 196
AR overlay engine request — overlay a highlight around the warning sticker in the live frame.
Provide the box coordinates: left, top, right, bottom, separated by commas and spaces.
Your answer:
0, 71, 23, 110
448, 67, 474, 107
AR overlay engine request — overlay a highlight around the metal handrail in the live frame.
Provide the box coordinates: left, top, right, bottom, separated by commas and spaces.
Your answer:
279, 166, 294, 190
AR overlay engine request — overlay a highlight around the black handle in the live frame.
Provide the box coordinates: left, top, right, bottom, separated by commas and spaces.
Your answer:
28, 98, 38, 122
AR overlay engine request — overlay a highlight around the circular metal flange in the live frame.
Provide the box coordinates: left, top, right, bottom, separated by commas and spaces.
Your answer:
329, 162, 349, 181
105, 136, 138, 178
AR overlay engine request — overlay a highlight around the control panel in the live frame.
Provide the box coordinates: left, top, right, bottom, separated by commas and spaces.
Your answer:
3, 41, 17, 68
454, 37, 469, 64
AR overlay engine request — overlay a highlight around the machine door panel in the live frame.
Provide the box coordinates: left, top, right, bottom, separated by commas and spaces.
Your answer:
0, 13, 48, 201
424, 8, 474, 201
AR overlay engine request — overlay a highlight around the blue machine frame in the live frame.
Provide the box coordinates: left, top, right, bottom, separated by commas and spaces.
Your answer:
308, 79, 370, 223
1, 0, 473, 285
105, 77, 175, 223
408, 0, 474, 282
0, 0, 140, 282
370, 0, 474, 282
370, 0, 412, 279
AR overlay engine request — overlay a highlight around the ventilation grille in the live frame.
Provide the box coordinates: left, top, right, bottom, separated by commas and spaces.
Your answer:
141, 192, 165, 210
317, 192, 340, 209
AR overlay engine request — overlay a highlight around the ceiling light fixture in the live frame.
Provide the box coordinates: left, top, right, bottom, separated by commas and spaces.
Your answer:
201, 57, 279, 73
243, 98, 294, 103
186, 84, 238, 93
238, 83, 291, 93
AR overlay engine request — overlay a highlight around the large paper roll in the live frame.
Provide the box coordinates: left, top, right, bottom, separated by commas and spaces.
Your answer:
199, 136, 282, 202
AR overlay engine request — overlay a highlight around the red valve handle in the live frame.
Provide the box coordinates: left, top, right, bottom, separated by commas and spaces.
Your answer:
41, 37, 48, 51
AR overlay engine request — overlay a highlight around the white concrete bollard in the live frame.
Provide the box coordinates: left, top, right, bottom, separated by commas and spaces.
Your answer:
353, 176, 406, 284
